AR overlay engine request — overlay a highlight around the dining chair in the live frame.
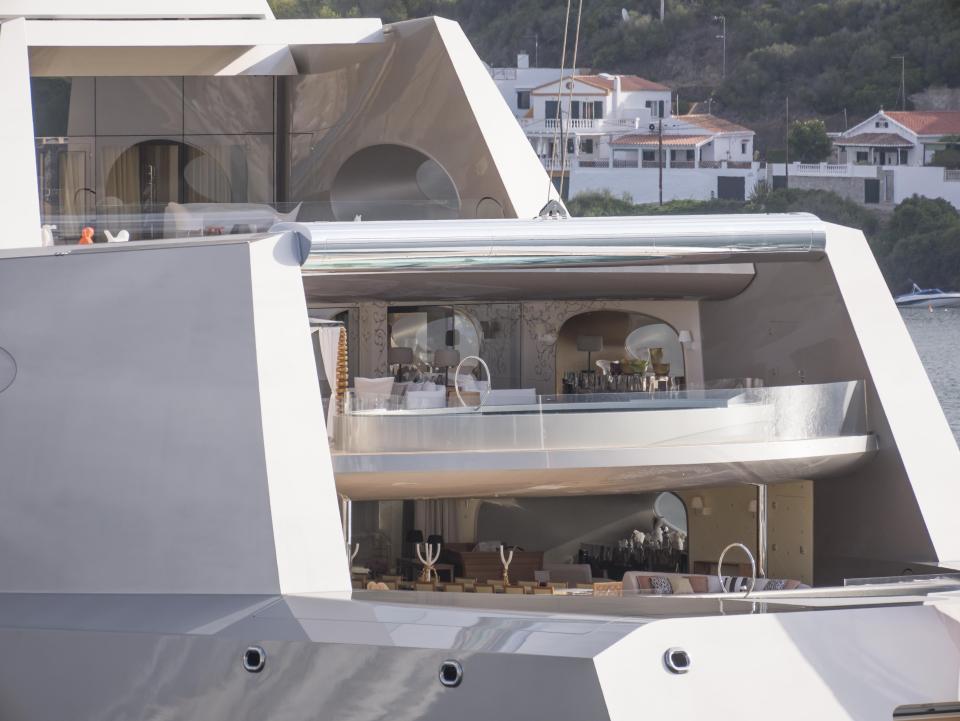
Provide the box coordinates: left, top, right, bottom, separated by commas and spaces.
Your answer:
414, 582, 436, 592
533, 587, 555, 595
443, 583, 464, 593
381, 575, 402, 585
488, 579, 505, 590
505, 586, 524, 595
475, 585, 493, 593
548, 581, 569, 591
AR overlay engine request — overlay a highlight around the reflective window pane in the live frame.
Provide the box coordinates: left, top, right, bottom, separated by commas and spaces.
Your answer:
96, 77, 183, 135
184, 76, 274, 134
31, 77, 95, 137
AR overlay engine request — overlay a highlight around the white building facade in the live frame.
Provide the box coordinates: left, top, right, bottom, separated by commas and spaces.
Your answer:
766, 109, 960, 210
490, 61, 760, 202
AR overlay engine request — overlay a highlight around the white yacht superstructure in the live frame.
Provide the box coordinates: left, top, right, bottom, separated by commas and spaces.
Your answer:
2, 3, 960, 720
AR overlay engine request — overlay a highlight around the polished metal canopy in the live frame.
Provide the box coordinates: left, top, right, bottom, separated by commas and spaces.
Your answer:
276, 213, 828, 273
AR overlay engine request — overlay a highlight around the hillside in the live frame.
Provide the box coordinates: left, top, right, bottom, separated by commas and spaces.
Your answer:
270, 0, 960, 154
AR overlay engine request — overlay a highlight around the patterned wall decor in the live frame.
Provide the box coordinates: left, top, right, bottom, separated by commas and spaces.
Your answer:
358, 301, 388, 378
466, 303, 522, 388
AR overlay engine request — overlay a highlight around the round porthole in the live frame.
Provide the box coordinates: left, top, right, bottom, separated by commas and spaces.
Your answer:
243, 646, 266, 673
0, 347, 16, 394
663, 647, 691, 674
439, 660, 463, 688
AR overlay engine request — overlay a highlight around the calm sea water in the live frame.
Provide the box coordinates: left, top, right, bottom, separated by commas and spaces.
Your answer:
903, 308, 960, 439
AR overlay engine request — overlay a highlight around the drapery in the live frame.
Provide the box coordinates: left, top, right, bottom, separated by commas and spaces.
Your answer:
315, 325, 342, 438
414, 499, 481, 544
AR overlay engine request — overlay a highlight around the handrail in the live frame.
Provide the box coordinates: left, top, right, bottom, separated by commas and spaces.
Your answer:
717, 542, 757, 597
453, 355, 491, 410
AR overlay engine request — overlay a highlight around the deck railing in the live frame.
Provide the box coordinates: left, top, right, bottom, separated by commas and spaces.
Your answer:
333, 381, 867, 454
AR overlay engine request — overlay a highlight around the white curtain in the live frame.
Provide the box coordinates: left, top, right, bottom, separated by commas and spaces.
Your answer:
414, 499, 481, 543
315, 326, 342, 437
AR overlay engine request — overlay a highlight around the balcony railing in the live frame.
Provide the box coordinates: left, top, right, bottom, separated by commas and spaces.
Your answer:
578, 159, 610, 167
946, 168, 960, 182
613, 158, 639, 168
670, 161, 695, 169
333, 381, 867, 455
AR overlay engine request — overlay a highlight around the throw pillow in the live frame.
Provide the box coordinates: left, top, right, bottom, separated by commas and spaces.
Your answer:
671, 577, 695, 595
764, 578, 787, 591
649, 576, 674, 595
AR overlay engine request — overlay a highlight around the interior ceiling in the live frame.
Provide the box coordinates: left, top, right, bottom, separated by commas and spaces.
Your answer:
303, 263, 756, 303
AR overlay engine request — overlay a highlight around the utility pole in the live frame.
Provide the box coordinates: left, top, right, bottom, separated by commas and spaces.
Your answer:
658, 117, 664, 206
784, 96, 790, 189
891, 55, 905, 110
714, 15, 726, 78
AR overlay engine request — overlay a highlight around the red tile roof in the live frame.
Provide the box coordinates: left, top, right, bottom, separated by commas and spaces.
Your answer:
682, 114, 753, 134
886, 111, 960, 136
579, 74, 670, 92
611, 134, 712, 147
835, 132, 913, 147
530, 74, 670, 94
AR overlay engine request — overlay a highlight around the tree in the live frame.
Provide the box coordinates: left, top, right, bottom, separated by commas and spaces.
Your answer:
931, 135, 960, 169
788, 119, 832, 163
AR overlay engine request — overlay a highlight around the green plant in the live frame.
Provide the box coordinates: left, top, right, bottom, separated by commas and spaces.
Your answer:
788, 119, 832, 163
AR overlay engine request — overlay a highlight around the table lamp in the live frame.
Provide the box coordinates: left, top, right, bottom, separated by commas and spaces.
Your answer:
388, 346, 414, 381
576, 335, 603, 371
433, 348, 460, 387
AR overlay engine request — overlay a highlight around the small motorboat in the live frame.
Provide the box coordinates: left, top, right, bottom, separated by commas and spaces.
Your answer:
895, 282, 960, 308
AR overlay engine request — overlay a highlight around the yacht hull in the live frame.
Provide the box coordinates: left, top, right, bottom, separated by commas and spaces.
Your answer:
0, 592, 957, 720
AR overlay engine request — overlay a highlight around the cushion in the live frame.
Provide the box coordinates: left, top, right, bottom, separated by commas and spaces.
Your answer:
763, 578, 788, 591
687, 575, 709, 593
671, 576, 694, 594
722, 576, 753, 592
649, 576, 674, 595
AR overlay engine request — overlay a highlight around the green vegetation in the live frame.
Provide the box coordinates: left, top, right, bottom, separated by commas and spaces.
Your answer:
931, 136, 960, 170
787, 119, 832, 164
568, 189, 960, 292
271, 0, 960, 151
568, 187, 878, 233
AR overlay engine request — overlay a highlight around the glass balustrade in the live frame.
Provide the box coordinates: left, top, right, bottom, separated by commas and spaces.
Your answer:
333, 380, 868, 454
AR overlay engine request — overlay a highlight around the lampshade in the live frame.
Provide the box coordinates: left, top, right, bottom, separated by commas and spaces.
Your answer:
678, 330, 693, 344
388, 346, 414, 365
433, 348, 461, 367
690, 496, 704, 510
405, 529, 424, 544
427, 533, 444, 546
576, 335, 603, 352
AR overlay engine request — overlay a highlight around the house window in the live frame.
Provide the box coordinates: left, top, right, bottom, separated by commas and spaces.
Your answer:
545, 100, 559, 120
686, 149, 695, 161
594, 101, 604, 119
580, 138, 594, 154
645, 100, 663, 118
567, 138, 575, 155
517, 90, 530, 110
899, 148, 908, 164
856, 151, 868, 163
741, 140, 748, 154
642, 150, 655, 161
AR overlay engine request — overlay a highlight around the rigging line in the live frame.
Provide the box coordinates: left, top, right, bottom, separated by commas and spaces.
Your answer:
559, 0, 584, 185
547, 0, 574, 203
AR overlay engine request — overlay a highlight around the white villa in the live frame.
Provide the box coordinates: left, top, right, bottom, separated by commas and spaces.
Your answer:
768, 109, 960, 210
490, 57, 760, 202
832, 109, 960, 166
